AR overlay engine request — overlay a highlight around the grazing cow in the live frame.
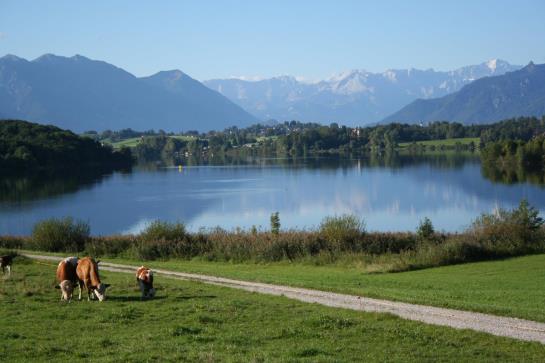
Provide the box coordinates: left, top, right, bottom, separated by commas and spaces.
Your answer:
136, 266, 155, 299
0, 253, 16, 276
55, 256, 79, 301
76, 257, 110, 301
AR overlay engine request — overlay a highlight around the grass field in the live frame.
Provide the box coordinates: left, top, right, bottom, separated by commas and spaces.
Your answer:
1, 258, 545, 362
398, 137, 480, 148
107, 135, 198, 149
97, 254, 545, 323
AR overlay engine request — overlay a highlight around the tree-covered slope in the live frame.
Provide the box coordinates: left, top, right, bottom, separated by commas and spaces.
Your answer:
0, 119, 132, 172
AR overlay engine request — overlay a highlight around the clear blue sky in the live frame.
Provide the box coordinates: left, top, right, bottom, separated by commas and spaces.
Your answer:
1, 0, 544, 81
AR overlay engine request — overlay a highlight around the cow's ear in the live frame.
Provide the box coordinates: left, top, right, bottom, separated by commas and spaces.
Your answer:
55, 285, 60, 289
96, 260, 101, 264
104, 284, 111, 288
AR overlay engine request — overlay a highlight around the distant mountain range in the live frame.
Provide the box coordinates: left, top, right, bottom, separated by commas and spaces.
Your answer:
1, 54, 541, 131
204, 59, 522, 126
0, 54, 257, 132
382, 62, 545, 124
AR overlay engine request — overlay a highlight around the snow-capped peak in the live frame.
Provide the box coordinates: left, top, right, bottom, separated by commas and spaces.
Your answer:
486, 59, 498, 72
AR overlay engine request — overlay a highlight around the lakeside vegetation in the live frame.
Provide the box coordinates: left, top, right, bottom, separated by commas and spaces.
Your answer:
481, 134, 545, 185
3, 261, 544, 362
3, 200, 544, 275
0, 120, 133, 174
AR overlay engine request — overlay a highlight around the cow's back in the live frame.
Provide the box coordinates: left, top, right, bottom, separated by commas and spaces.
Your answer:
76, 257, 101, 287
56, 258, 78, 283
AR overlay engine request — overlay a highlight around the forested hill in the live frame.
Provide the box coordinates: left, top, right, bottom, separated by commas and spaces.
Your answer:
0, 120, 133, 172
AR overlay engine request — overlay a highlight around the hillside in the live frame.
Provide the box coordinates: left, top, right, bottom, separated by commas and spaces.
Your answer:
0, 54, 257, 132
0, 119, 132, 172
382, 62, 545, 124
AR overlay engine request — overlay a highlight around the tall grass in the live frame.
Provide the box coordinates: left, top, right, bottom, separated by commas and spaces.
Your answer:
5, 201, 545, 272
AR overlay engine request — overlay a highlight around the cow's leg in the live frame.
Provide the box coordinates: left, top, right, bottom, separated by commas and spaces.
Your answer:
78, 280, 83, 300
6, 265, 10, 276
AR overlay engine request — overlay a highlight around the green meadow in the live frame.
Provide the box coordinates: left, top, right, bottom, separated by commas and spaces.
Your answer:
101, 254, 545, 322
398, 137, 480, 148
1, 258, 545, 362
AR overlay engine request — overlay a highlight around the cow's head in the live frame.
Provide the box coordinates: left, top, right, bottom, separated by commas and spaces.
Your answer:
93, 283, 111, 301
57, 280, 74, 301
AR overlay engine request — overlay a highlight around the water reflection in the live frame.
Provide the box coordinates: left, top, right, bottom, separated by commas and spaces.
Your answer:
1, 154, 544, 235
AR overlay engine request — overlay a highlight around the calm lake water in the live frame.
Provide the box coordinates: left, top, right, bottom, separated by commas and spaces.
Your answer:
2, 155, 545, 235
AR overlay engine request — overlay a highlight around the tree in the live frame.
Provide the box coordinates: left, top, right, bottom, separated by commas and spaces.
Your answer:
270, 212, 280, 235
417, 217, 435, 240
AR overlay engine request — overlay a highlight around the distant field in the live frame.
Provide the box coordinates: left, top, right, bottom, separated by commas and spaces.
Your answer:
106, 135, 198, 149
2, 259, 544, 361
102, 254, 545, 322
398, 137, 480, 148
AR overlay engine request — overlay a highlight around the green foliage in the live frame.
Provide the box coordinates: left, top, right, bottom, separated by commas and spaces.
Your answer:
139, 220, 187, 242
0, 120, 133, 172
319, 214, 365, 251
469, 199, 545, 255
31, 217, 90, 252
15, 200, 545, 268
481, 134, 545, 184
417, 217, 435, 240
270, 212, 280, 235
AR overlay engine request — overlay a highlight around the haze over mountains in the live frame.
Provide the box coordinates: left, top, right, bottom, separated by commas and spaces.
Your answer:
0, 54, 257, 132
382, 62, 545, 124
1, 54, 543, 132
204, 59, 521, 125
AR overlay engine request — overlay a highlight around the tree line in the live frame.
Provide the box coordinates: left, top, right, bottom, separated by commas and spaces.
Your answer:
126, 116, 545, 161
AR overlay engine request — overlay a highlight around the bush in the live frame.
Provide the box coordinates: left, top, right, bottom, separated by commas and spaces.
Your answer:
85, 236, 136, 257
417, 217, 435, 240
139, 221, 186, 242
0, 236, 29, 249
469, 199, 545, 255
32, 217, 90, 252
319, 215, 365, 252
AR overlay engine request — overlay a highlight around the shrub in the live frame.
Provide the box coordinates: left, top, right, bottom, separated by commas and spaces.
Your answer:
139, 221, 186, 242
360, 232, 417, 254
417, 217, 435, 240
270, 212, 280, 235
85, 236, 136, 257
319, 215, 365, 252
32, 217, 90, 252
0, 236, 29, 249
469, 199, 545, 255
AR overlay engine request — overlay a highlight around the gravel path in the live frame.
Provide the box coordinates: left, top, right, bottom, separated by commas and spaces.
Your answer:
26, 253, 545, 344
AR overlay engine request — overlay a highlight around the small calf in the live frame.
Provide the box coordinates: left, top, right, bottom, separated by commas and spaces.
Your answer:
0, 253, 16, 276
136, 266, 155, 299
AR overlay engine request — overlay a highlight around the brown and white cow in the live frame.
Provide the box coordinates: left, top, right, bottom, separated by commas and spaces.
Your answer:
55, 256, 79, 301
76, 257, 110, 301
136, 266, 155, 299
0, 253, 16, 276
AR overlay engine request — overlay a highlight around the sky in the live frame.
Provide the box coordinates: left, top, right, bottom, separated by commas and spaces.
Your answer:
1, 0, 545, 81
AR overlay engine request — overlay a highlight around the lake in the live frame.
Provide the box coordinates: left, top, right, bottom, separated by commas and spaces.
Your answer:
2, 154, 545, 235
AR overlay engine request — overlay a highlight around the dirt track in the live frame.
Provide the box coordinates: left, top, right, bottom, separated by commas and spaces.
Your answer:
25, 253, 545, 344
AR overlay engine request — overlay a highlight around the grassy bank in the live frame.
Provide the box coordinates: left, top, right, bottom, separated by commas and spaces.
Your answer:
2, 259, 545, 362
3, 201, 545, 274
398, 137, 480, 148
